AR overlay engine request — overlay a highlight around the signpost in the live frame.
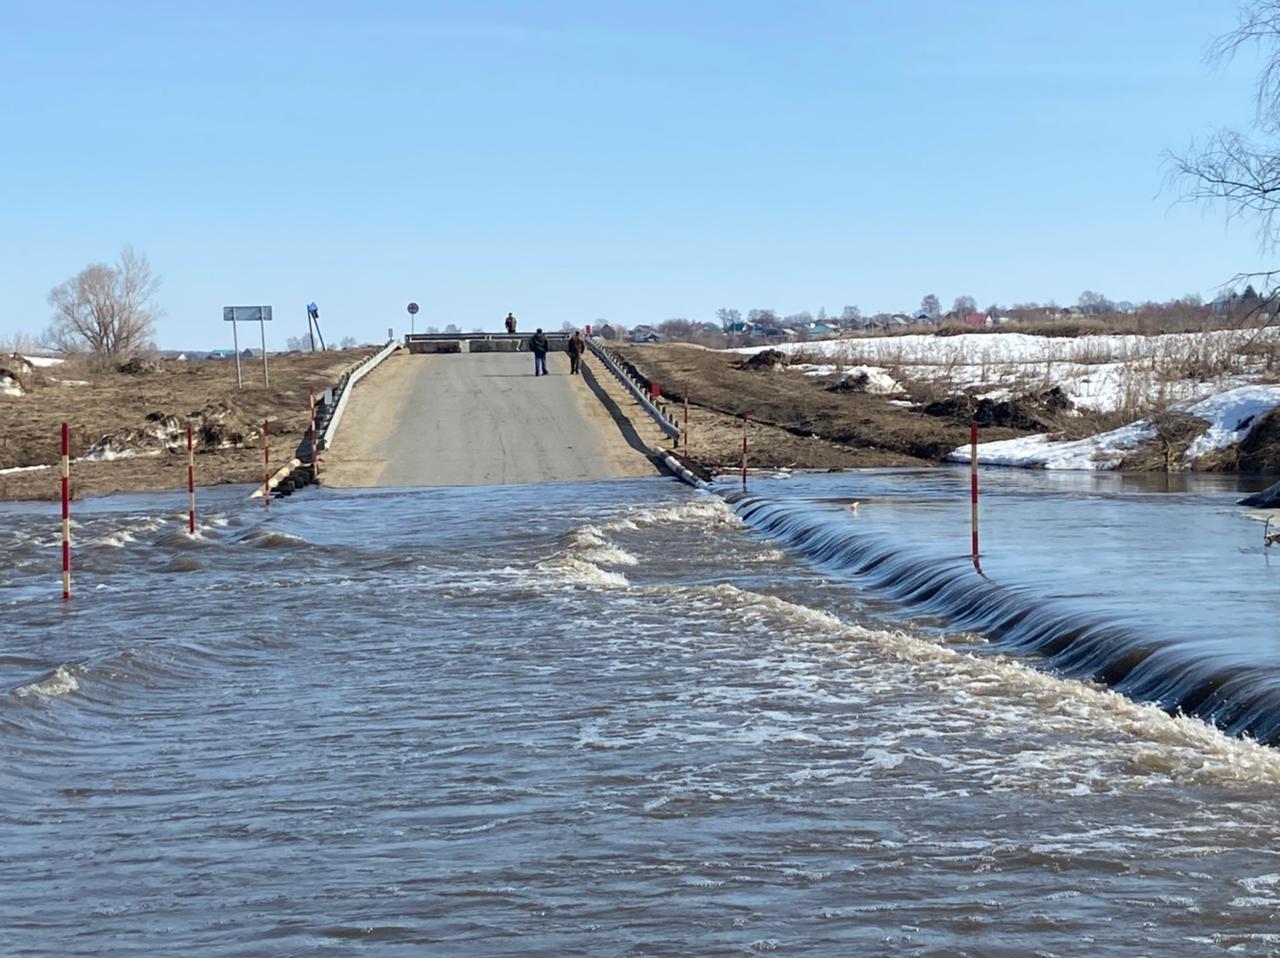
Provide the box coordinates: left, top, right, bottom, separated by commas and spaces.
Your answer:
223, 306, 273, 388
407, 302, 419, 335
307, 302, 321, 352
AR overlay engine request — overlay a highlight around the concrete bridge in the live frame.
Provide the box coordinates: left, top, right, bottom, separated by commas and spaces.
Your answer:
320, 336, 667, 488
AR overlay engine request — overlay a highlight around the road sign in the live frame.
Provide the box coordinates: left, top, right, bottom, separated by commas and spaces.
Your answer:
407, 303, 419, 315
223, 306, 272, 322
222, 306, 273, 388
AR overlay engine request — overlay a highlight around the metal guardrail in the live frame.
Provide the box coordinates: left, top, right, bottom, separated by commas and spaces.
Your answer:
321, 339, 400, 453
586, 337, 682, 440
403, 332, 569, 351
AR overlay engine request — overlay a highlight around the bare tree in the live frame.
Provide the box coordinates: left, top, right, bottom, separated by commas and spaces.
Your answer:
920, 293, 940, 318
1078, 290, 1113, 315
952, 294, 977, 316
658, 318, 694, 340
285, 335, 308, 352
339, 335, 358, 348
716, 307, 741, 331
1172, 3, 1280, 253
45, 247, 159, 360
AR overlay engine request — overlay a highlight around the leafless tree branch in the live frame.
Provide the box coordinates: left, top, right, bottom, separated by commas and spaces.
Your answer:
45, 246, 160, 362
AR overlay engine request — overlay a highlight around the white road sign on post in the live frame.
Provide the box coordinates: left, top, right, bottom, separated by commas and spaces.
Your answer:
223, 306, 273, 388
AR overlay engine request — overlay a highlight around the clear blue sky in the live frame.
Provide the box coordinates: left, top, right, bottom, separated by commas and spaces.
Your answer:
0, 1, 1272, 349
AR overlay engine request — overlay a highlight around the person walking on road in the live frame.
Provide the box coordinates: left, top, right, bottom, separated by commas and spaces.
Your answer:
529, 328, 550, 376
566, 330, 585, 375
504, 312, 517, 334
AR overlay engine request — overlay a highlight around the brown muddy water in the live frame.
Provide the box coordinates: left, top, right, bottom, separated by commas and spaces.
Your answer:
3, 472, 1280, 956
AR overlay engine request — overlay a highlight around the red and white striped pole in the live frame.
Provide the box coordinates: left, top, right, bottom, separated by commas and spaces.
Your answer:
187, 424, 196, 535
683, 387, 689, 455
61, 422, 70, 601
740, 413, 749, 490
970, 420, 980, 565
309, 387, 319, 481
262, 419, 270, 509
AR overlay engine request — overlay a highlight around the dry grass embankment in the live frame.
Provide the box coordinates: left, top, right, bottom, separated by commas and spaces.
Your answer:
0, 349, 373, 501
611, 343, 1037, 471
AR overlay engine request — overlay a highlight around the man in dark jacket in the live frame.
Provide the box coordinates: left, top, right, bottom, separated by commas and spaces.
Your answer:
566, 331, 585, 375
529, 328, 550, 376
504, 312, 517, 334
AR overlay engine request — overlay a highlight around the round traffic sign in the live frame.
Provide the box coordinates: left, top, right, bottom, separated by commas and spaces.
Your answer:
407, 302, 419, 315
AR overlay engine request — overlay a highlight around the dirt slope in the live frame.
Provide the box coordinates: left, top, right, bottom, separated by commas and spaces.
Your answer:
0, 349, 372, 501
611, 343, 1030, 470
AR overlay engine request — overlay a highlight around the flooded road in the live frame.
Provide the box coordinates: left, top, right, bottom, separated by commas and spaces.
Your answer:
4, 472, 1280, 955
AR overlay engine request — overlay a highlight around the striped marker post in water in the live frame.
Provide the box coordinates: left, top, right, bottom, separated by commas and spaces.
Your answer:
970, 421, 980, 566
740, 413, 749, 490
61, 422, 70, 601
187, 424, 196, 535
683, 388, 689, 455
262, 420, 270, 509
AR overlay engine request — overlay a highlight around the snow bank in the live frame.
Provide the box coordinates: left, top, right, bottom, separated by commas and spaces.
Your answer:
1, 373, 22, 397
950, 421, 1157, 470
1183, 385, 1280, 460
794, 363, 904, 394
950, 384, 1280, 471
723, 329, 1279, 415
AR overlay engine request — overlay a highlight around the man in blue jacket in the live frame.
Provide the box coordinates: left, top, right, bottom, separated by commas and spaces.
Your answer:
528, 328, 550, 376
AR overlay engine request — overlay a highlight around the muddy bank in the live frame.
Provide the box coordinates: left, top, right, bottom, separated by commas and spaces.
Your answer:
0, 349, 373, 501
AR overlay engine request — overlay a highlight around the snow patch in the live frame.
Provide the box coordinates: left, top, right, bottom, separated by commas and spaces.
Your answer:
952, 421, 1157, 470
950, 384, 1280, 470
1183, 385, 1280, 460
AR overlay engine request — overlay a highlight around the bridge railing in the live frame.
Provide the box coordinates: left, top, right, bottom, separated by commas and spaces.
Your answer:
585, 338, 682, 441
320, 339, 401, 453
403, 331, 570, 353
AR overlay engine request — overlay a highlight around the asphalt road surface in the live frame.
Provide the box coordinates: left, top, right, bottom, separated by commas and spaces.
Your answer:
321, 351, 661, 488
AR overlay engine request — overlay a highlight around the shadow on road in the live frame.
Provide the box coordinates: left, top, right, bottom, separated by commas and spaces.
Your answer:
580, 360, 664, 465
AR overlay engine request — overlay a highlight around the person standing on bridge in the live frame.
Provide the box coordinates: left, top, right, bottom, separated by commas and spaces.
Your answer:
566, 330, 585, 375
529, 328, 550, 376
504, 312, 517, 334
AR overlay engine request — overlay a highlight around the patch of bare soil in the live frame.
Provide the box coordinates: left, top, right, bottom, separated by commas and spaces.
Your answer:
613, 343, 1033, 471
0, 349, 372, 501
1117, 412, 1211, 471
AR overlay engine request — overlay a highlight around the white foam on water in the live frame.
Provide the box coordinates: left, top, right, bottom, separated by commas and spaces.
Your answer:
93, 530, 136, 548
664, 582, 1280, 790
536, 555, 629, 588
619, 496, 739, 530
14, 665, 80, 699
566, 526, 640, 567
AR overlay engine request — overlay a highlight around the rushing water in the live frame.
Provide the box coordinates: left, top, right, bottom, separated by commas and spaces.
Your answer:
3, 472, 1280, 955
